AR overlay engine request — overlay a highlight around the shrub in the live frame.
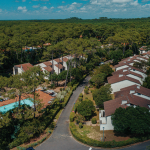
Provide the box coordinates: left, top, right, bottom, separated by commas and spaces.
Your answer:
91, 90, 94, 93
79, 123, 83, 128
85, 86, 89, 90
84, 88, 89, 94
78, 97, 83, 102
60, 88, 63, 91
76, 119, 80, 124
79, 93, 83, 97
91, 118, 97, 124
70, 112, 75, 122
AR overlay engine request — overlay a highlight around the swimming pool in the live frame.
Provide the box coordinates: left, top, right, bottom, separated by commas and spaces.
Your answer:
0, 99, 34, 113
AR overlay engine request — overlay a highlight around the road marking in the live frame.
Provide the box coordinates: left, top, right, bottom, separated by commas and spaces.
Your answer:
89, 147, 92, 150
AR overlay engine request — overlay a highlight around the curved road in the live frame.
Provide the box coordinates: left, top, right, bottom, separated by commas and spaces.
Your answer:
36, 76, 150, 150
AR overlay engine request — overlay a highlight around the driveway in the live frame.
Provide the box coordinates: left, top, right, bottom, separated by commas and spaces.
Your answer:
35, 76, 150, 150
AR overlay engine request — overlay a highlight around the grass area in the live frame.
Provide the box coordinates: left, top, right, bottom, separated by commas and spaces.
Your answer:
55, 109, 63, 120
75, 124, 130, 142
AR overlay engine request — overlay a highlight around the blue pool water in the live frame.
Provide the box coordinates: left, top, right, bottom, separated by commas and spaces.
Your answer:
0, 99, 34, 113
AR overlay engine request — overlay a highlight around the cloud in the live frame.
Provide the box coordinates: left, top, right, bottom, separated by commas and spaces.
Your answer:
41, 6, 48, 9
15, 0, 19, 2
41, 0, 49, 1
32, 5, 40, 8
17, 6, 27, 12
112, 0, 132, 2
22, 0, 26, 2
0, 9, 2, 13
142, 0, 150, 2
62, 1, 65, 3
32, 0, 39, 1
130, 0, 138, 6
50, 6, 54, 9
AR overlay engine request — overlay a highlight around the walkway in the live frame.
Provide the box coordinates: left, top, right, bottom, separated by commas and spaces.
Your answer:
35, 76, 150, 150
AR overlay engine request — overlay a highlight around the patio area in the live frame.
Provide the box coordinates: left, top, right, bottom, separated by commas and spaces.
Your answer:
0, 89, 54, 110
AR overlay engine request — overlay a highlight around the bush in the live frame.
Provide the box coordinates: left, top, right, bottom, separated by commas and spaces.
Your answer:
91, 118, 97, 124
76, 119, 80, 124
84, 88, 89, 94
79, 93, 83, 97
85, 97, 88, 100
70, 122, 150, 148
79, 123, 83, 128
91, 90, 94, 93
78, 97, 83, 102
70, 112, 75, 122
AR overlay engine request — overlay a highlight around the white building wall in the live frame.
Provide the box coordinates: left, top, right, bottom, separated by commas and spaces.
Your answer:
137, 57, 148, 62
130, 69, 147, 79
63, 62, 68, 70
111, 80, 140, 93
18, 68, 23, 74
133, 60, 141, 63
116, 65, 129, 71
53, 65, 59, 75
126, 74, 143, 84
134, 93, 150, 100
129, 63, 134, 66
35, 63, 47, 68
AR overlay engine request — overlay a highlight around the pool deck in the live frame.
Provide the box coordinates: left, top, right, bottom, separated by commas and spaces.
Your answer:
0, 89, 53, 109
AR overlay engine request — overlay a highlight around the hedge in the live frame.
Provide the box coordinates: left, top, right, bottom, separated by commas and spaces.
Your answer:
70, 122, 150, 148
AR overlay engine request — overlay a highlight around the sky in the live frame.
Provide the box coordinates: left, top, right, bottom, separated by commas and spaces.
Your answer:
0, 0, 150, 20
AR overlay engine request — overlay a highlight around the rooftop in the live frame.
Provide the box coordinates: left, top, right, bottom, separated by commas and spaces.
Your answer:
15, 63, 33, 71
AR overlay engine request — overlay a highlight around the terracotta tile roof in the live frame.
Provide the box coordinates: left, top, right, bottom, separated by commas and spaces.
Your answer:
104, 93, 150, 116
55, 64, 64, 69
107, 74, 141, 85
112, 69, 143, 78
119, 85, 150, 97
104, 97, 127, 116
43, 66, 53, 72
63, 57, 68, 62
15, 63, 33, 71
43, 43, 51, 46
139, 48, 147, 51
54, 58, 63, 63
43, 61, 52, 66
114, 64, 145, 73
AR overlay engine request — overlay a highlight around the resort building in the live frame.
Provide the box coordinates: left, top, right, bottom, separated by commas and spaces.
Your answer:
99, 85, 150, 131
13, 63, 33, 75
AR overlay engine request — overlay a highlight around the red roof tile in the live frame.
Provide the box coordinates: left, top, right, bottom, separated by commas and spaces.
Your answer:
43, 66, 53, 72
43, 61, 52, 66
15, 63, 33, 71
63, 57, 68, 62
112, 69, 143, 78
55, 64, 64, 69
104, 94, 150, 116
107, 75, 141, 85
43, 43, 51, 46
54, 58, 63, 63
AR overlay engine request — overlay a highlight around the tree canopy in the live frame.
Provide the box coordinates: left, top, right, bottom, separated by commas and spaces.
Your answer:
92, 84, 112, 108
111, 106, 150, 136
77, 100, 95, 120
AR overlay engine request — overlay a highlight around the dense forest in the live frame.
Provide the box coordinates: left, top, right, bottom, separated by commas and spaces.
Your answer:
1, 17, 150, 76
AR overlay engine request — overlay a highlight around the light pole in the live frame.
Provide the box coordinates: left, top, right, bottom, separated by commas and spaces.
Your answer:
74, 103, 75, 112
103, 127, 104, 142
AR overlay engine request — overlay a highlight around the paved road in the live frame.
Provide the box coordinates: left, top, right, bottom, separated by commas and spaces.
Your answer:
36, 76, 150, 150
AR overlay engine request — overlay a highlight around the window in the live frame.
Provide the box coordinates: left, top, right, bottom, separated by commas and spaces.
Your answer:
15, 68, 18, 75
138, 93, 141, 95
133, 69, 135, 71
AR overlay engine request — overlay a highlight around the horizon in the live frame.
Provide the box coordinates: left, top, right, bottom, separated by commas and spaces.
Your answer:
0, 0, 150, 20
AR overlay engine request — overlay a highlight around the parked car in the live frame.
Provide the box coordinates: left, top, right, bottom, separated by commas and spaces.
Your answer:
51, 92, 57, 97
